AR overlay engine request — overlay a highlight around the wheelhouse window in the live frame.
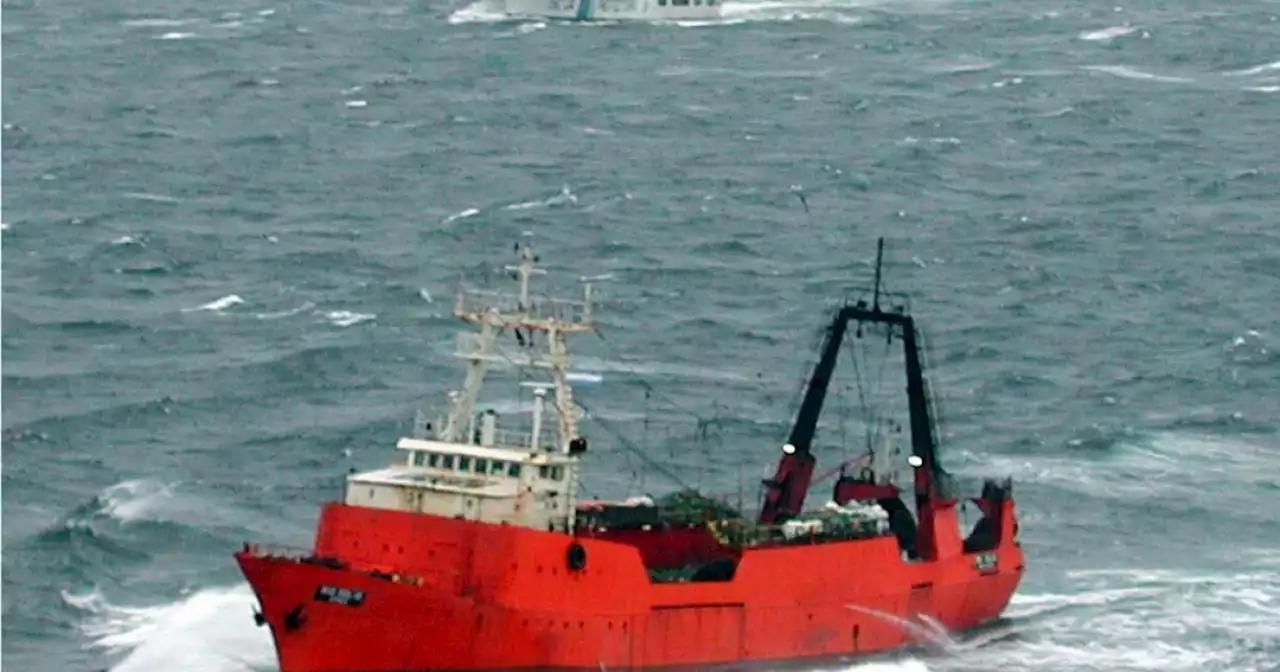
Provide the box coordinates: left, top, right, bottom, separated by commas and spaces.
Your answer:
537, 465, 565, 481
418, 452, 527, 475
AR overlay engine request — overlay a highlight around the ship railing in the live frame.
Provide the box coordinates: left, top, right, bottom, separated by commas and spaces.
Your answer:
488, 426, 559, 453
455, 287, 593, 327
705, 515, 894, 549
407, 410, 560, 453
240, 542, 313, 561
453, 331, 547, 366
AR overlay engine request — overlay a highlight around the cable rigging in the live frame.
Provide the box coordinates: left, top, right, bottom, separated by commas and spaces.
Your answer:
484, 329, 696, 492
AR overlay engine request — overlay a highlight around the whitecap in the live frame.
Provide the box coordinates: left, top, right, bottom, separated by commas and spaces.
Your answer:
96, 479, 177, 524
122, 191, 180, 203
443, 207, 480, 224
843, 661, 931, 672
325, 310, 376, 327
505, 185, 577, 210
1079, 25, 1138, 41
1226, 60, 1280, 76
120, 18, 198, 27
448, 0, 508, 24
64, 584, 275, 672
182, 295, 245, 312
1082, 65, 1193, 83
926, 59, 998, 74
254, 302, 316, 320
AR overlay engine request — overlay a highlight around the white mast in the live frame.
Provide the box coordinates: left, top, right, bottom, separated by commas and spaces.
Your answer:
448, 240, 598, 452
345, 239, 603, 533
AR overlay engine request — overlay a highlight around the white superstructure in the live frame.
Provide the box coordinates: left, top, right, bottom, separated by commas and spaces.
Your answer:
344, 241, 598, 533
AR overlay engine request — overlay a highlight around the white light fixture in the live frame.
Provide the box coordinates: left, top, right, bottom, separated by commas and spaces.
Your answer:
782, 443, 796, 455
907, 455, 924, 468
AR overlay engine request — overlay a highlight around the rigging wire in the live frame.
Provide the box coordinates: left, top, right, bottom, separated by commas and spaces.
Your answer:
483, 330, 696, 491
593, 330, 714, 425
867, 323, 895, 456
847, 331, 874, 454
575, 398, 693, 490
594, 325, 816, 477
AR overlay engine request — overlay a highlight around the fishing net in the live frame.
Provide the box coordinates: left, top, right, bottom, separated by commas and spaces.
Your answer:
653, 489, 743, 526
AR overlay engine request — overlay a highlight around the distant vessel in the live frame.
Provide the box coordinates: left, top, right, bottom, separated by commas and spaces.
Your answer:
237, 238, 1024, 671
500, 0, 721, 22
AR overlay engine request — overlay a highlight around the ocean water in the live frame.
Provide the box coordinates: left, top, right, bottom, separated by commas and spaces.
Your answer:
3, 0, 1279, 670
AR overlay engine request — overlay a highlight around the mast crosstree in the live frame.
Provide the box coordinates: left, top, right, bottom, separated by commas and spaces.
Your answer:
442, 241, 598, 455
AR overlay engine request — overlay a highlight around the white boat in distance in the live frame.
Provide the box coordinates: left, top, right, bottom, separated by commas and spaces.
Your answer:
501, 0, 722, 21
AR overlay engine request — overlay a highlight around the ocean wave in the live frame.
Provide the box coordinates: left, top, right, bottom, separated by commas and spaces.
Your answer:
952, 429, 1280, 534
62, 584, 276, 672
978, 567, 1280, 672
180, 294, 245, 313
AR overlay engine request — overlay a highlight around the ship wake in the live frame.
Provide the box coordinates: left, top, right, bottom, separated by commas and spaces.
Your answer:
894, 562, 1280, 672
844, 604, 1018, 655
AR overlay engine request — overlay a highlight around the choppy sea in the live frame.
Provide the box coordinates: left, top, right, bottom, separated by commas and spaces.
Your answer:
3, 0, 1279, 670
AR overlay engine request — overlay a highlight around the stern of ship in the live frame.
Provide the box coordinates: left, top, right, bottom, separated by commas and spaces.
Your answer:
914, 476, 1026, 633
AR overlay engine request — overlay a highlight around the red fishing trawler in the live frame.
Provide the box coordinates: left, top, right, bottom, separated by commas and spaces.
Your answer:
236, 238, 1025, 671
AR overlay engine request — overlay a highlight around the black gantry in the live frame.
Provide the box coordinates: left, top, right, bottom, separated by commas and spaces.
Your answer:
759, 238, 943, 525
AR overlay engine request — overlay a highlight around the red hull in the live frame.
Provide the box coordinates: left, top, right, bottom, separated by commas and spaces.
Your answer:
237, 500, 1023, 672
